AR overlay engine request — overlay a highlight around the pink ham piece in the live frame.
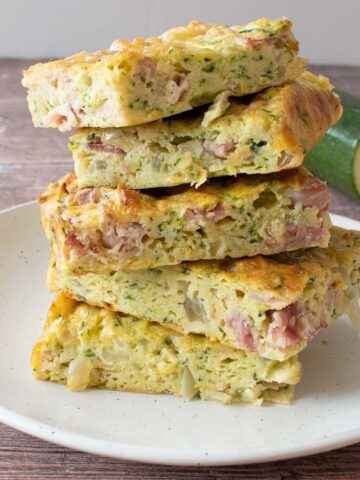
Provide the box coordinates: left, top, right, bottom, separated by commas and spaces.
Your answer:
57, 73, 72, 89
246, 291, 289, 310
245, 33, 288, 49
283, 225, 326, 249
102, 218, 144, 258
264, 224, 327, 251
284, 176, 329, 211
118, 161, 129, 175
87, 142, 126, 155
136, 57, 156, 83
76, 187, 101, 205
184, 202, 226, 225
227, 312, 256, 351
173, 74, 190, 100
296, 316, 326, 343
266, 302, 305, 349
266, 296, 332, 351
46, 112, 67, 126
65, 233, 84, 255
166, 73, 190, 104
203, 139, 235, 159
45, 103, 80, 129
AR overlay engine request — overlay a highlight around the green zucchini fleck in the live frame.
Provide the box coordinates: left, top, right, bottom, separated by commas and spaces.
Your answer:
83, 349, 96, 358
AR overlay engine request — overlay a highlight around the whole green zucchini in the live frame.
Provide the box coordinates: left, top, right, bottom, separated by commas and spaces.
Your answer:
304, 90, 360, 200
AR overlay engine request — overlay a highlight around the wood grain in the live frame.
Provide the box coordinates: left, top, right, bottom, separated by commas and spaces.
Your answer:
1, 422, 360, 479
0, 59, 360, 479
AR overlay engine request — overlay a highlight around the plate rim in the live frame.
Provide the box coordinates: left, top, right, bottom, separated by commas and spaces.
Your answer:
1, 403, 360, 466
1, 200, 360, 466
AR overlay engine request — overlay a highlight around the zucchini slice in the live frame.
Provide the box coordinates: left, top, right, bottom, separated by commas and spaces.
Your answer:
304, 90, 360, 200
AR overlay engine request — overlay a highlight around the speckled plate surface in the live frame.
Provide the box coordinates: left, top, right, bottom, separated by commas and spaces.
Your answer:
1, 201, 360, 466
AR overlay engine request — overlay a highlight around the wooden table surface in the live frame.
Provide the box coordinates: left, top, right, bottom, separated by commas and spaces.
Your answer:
1, 60, 360, 479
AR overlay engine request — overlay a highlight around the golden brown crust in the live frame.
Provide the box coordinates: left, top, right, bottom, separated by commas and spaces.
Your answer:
277, 72, 342, 153
40, 167, 322, 219
190, 254, 310, 301
22, 17, 306, 131
24, 19, 299, 75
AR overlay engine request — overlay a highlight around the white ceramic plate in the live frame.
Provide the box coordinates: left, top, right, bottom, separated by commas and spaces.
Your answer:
1, 202, 360, 466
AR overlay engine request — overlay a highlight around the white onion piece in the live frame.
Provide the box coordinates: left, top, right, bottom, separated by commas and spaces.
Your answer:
67, 356, 92, 391
181, 366, 198, 400
184, 295, 207, 323
98, 345, 128, 366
